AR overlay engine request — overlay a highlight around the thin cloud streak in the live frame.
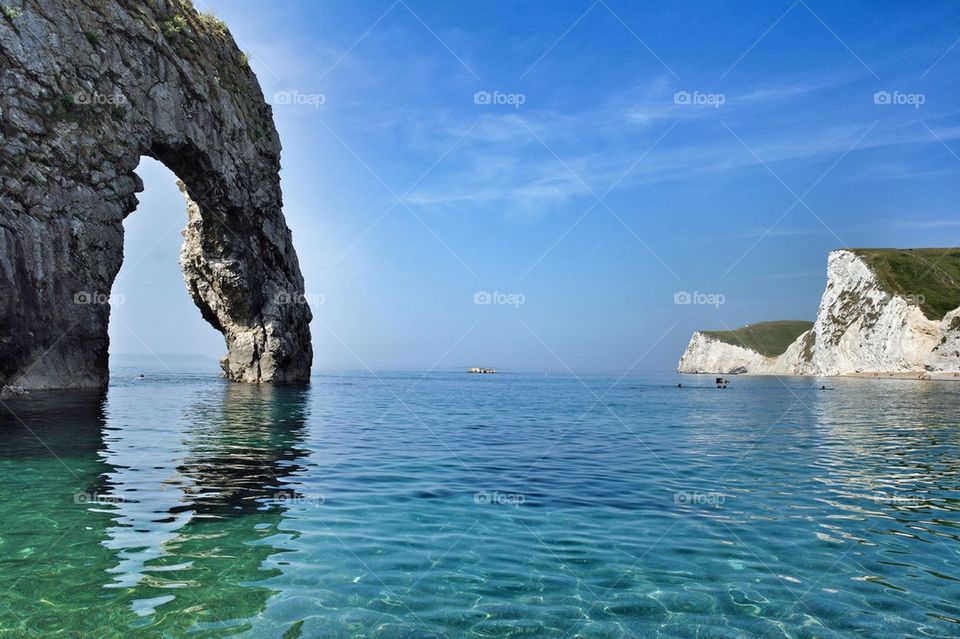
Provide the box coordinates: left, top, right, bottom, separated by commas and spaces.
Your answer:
404, 115, 960, 208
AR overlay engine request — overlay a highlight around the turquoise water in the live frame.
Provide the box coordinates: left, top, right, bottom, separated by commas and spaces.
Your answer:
1, 369, 959, 638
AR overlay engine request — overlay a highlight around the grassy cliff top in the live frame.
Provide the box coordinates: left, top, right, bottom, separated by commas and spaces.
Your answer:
849, 249, 960, 320
702, 321, 813, 357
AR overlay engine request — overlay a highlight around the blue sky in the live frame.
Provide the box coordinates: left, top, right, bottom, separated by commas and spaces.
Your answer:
110, 0, 960, 373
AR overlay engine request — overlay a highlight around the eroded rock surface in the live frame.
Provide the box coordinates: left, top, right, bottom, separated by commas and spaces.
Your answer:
0, 0, 312, 391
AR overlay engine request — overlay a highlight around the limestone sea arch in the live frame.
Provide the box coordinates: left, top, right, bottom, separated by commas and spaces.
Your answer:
0, 0, 312, 390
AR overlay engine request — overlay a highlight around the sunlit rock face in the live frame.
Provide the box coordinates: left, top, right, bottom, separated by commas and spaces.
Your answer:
678, 250, 960, 376
0, 0, 312, 391
800, 250, 941, 375
676, 332, 774, 375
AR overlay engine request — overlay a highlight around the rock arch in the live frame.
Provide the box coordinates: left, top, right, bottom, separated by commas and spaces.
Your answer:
0, 0, 312, 390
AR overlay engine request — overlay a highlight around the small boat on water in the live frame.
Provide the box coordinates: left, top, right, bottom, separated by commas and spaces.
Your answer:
467, 367, 496, 374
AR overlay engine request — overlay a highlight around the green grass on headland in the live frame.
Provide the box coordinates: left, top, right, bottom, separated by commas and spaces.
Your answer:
850, 249, 960, 320
702, 321, 814, 357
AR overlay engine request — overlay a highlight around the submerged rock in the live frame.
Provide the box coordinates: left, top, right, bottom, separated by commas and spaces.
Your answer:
0, 0, 312, 389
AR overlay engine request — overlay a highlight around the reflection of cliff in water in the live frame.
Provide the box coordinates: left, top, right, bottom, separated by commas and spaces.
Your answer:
809, 378, 960, 496
0, 389, 108, 459
0, 391, 130, 635
173, 383, 312, 517
0, 380, 313, 637
96, 381, 313, 636
804, 379, 960, 602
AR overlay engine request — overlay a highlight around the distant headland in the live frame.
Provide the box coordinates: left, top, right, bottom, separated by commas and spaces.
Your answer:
678, 249, 960, 377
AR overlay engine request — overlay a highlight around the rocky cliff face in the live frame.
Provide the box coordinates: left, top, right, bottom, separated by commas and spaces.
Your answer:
800, 250, 942, 375
0, 0, 313, 392
678, 249, 960, 375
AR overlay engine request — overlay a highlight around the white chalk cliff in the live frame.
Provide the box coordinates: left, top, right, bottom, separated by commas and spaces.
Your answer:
678, 249, 960, 375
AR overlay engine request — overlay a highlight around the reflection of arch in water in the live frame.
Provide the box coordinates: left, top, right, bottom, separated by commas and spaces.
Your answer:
0, 382, 314, 635
87, 381, 313, 635
174, 382, 313, 517
0, 390, 107, 460
147, 383, 313, 635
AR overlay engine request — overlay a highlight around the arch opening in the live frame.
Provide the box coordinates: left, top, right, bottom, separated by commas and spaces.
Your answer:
107, 157, 223, 375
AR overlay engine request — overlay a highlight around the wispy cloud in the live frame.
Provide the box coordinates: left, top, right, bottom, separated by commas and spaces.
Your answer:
235, 9, 960, 217
403, 108, 960, 210
737, 77, 843, 103
893, 218, 960, 230
735, 227, 828, 239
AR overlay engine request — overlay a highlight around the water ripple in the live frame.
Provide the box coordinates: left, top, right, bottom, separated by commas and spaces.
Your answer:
0, 372, 958, 637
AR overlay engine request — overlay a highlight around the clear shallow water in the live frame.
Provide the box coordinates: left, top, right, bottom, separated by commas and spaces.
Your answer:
1, 370, 959, 638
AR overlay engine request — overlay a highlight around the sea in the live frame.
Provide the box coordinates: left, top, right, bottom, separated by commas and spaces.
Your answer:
1, 363, 959, 638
